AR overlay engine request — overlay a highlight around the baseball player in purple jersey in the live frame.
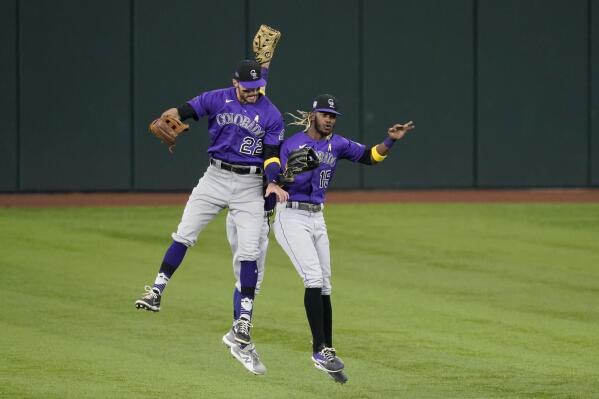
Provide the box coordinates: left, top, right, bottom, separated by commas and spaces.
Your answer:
220, 65, 279, 375
273, 94, 414, 380
135, 59, 288, 373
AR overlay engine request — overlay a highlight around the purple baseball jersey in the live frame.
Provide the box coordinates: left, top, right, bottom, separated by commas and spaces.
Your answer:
187, 87, 284, 166
280, 131, 366, 204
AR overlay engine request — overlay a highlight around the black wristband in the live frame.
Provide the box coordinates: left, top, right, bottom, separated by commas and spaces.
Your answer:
177, 103, 198, 121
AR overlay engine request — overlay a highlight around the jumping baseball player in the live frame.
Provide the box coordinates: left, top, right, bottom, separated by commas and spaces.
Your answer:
222, 144, 318, 375
221, 205, 270, 374
218, 26, 283, 375
273, 94, 415, 382
135, 27, 288, 374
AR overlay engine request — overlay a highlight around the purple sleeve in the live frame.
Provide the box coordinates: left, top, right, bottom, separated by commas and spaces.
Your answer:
339, 137, 366, 162
264, 139, 288, 182
264, 162, 280, 182
186, 90, 219, 119
261, 67, 269, 83
263, 112, 284, 181
263, 115, 285, 146
279, 139, 290, 167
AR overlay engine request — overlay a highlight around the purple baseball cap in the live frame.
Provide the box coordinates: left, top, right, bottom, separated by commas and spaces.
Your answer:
233, 59, 266, 89
312, 94, 341, 115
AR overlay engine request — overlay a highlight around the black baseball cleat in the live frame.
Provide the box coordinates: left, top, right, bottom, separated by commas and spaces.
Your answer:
326, 369, 348, 384
232, 317, 252, 345
135, 286, 161, 312
312, 346, 344, 372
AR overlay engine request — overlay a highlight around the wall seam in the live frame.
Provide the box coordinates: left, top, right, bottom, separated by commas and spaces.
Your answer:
588, 0, 593, 186
16, 0, 21, 191
244, 0, 250, 58
130, 0, 135, 190
358, 0, 365, 189
473, 0, 479, 188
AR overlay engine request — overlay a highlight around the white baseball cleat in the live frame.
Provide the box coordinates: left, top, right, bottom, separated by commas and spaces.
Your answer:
222, 329, 266, 375
230, 342, 266, 375
222, 329, 236, 348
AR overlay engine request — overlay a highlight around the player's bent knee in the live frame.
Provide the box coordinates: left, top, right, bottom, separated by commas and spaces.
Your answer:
304, 276, 324, 289
238, 251, 260, 262
171, 233, 195, 247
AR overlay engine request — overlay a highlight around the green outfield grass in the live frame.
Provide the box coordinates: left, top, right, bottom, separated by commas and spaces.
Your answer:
1, 203, 599, 398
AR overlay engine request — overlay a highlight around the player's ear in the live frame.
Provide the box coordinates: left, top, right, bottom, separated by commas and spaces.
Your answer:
232, 79, 238, 89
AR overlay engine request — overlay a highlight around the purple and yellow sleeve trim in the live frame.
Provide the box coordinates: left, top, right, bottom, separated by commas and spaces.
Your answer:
264, 157, 281, 168
371, 146, 387, 162
264, 157, 282, 182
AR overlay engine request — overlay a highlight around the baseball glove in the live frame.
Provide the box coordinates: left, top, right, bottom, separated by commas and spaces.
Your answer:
148, 115, 189, 153
277, 147, 320, 185
253, 24, 281, 64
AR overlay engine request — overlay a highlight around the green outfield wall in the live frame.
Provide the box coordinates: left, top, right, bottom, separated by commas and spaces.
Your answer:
1, 0, 596, 191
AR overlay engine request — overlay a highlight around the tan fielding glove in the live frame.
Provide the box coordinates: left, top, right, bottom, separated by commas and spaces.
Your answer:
253, 24, 281, 64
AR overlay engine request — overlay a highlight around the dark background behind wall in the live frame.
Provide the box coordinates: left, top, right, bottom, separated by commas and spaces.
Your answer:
1, 0, 597, 192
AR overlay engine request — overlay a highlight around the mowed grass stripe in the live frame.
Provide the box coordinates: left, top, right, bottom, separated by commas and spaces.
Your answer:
1, 204, 598, 398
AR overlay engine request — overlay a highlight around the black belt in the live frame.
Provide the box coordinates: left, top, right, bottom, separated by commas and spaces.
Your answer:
286, 201, 323, 212
210, 158, 262, 175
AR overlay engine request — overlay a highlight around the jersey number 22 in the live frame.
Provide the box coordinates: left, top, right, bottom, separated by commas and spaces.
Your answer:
239, 136, 263, 155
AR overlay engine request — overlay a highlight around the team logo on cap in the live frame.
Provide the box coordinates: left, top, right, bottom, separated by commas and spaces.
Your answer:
328, 98, 335, 108
250, 69, 258, 79
313, 100, 317, 108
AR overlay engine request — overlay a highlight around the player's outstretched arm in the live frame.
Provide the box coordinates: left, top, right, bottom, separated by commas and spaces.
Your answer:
253, 24, 281, 94
375, 121, 415, 156
358, 121, 415, 164
161, 105, 198, 123
149, 108, 190, 153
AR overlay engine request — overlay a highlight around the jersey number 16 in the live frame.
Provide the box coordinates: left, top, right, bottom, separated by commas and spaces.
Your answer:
319, 169, 331, 188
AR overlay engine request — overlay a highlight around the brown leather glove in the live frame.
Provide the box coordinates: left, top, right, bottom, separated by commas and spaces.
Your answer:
148, 115, 189, 153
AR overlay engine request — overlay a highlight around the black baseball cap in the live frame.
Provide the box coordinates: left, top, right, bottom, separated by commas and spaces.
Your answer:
312, 94, 341, 115
233, 59, 266, 89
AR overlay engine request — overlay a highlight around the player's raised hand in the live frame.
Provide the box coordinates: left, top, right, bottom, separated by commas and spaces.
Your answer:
388, 121, 415, 140
265, 182, 289, 203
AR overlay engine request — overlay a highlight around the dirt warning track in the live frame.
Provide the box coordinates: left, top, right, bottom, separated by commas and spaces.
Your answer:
1, 189, 598, 207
